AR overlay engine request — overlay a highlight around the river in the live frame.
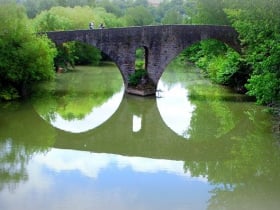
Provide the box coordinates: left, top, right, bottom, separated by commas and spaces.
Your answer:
0, 61, 279, 210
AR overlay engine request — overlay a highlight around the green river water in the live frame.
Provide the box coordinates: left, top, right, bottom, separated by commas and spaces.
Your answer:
0, 62, 279, 210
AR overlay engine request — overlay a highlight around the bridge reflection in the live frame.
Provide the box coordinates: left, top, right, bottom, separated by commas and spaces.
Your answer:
0, 89, 231, 162
53, 94, 230, 161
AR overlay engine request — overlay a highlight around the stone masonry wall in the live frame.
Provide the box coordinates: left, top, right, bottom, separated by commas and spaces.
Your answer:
46, 25, 240, 90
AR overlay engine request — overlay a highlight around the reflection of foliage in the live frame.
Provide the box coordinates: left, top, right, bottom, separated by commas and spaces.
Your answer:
160, 60, 238, 139
33, 65, 123, 121
162, 59, 280, 209
0, 139, 29, 191
184, 112, 280, 210
0, 102, 55, 191
189, 85, 236, 139
207, 133, 280, 210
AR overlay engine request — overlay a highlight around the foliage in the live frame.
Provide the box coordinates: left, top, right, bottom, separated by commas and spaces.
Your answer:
96, 0, 124, 17
188, 0, 229, 25
246, 72, 280, 105
20, 0, 96, 18
181, 0, 280, 105
128, 69, 147, 86
224, 0, 280, 104
32, 6, 124, 67
74, 42, 102, 65
162, 9, 183, 24
135, 47, 145, 69
0, 3, 57, 100
33, 6, 96, 30
207, 50, 240, 84
183, 40, 242, 86
124, 6, 154, 26
53, 42, 76, 70
33, 65, 123, 121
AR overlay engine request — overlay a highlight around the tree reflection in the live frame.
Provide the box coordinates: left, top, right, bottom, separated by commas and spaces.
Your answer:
32, 65, 124, 133
1, 61, 279, 209
33, 65, 123, 122
184, 83, 280, 209
161, 61, 280, 209
206, 132, 280, 210
0, 138, 28, 191
0, 102, 56, 191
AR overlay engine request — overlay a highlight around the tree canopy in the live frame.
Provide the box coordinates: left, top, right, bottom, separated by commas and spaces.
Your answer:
0, 2, 56, 100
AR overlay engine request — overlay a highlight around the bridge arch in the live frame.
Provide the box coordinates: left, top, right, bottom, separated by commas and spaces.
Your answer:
46, 25, 240, 96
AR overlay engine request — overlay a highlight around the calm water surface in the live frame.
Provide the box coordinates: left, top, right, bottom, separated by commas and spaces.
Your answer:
0, 62, 279, 210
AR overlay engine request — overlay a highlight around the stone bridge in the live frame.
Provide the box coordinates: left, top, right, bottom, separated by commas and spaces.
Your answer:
46, 25, 240, 96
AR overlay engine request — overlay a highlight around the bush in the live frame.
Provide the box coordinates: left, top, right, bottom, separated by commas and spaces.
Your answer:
246, 72, 280, 105
128, 69, 147, 86
208, 50, 241, 84
0, 3, 57, 100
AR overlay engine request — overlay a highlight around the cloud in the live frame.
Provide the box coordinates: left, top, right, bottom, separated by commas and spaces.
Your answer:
157, 81, 196, 138
34, 149, 207, 182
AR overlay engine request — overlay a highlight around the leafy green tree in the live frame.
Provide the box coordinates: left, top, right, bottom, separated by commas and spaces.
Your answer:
154, 0, 188, 24
96, 0, 124, 17
190, 0, 229, 25
33, 6, 123, 68
33, 65, 123, 121
22, 0, 58, 18
33, 5, 123, 32
124, 6, 154, 26
162, 9, 183, 24
182, 39, 245, 91
0, 3, 57, 100
225, 0, 280, 104
74, 42, 102, 65
181, 0, 280, 105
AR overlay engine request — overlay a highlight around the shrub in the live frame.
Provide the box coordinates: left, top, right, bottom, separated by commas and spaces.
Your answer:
128, 69, 147, 86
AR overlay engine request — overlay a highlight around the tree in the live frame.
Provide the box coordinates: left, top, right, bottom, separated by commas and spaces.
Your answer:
96, 0, 123, 17
225, 0, 280, 104
22, 0, 58, 18
33, 6, 125, 67
0, 3, 57, 100
124, 6, 154, 26
191, 0, 229, 25
162, 9, 183, 24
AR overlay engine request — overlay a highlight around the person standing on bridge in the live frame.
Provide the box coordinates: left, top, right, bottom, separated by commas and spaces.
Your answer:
99, 23, 105, 29
89, 22, 94, 29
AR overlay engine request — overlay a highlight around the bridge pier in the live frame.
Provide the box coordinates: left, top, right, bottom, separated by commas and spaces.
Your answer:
126, 85, 157, 96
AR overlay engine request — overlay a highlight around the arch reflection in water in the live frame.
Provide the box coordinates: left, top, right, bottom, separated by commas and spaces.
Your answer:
133, 114, 142, 133
156, 80, 196, 139
45, 89, 124, 133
